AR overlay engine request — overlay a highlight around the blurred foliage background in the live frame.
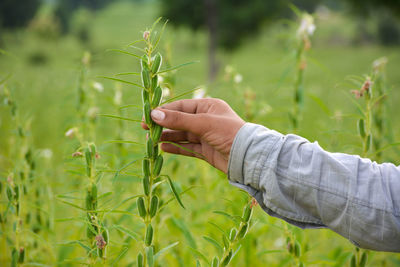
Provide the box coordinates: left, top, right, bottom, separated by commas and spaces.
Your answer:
1, 0, 400, 266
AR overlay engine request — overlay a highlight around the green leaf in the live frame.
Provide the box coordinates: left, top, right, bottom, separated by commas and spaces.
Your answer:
57, 199, 85, 211
105, 140, 142, 145
154, 241, 179, 260
125, 39, 144, 47
107, 49, 140, 59
170, 218, 196, 248
307, 93, 332, 116
118, 104, 141, 110
166, 176, 185, 209
111, 247, 129, 266
115, 72, 140, 76
213, 211, 241, 223
161, 86, 203, 105
112, 225, 139, 241
160, 141, 204, 159
99, 76, 143, 88
187, 247, 210, 265
153, 19, 168, 49
156, 61, 198, 74
203, 236, 223, 254
98, 114, 141, 123
112, 158, 141, 183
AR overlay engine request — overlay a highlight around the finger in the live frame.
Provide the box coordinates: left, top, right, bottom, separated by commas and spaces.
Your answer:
160, 130, 200, 143
151, 109, 211, 136
160, 142, 203, 159
160, 98, 207, 114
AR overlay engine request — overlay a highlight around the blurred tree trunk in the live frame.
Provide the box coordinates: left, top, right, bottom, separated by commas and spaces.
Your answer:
204, 0, 219, 82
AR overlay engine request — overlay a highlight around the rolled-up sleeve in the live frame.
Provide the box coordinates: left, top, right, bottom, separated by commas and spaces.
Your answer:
228, 123, 400, 252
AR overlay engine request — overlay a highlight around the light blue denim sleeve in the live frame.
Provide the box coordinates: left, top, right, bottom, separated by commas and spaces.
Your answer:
228, 123, 400, 252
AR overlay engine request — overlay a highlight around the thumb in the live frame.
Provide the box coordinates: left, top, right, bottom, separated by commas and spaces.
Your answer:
151, 108, 209, 136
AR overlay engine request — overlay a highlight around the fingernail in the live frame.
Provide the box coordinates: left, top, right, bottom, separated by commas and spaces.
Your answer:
151, 109, 165, 121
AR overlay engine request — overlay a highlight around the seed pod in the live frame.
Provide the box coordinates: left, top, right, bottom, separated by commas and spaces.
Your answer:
18, 248, 25, 263
146, 246, 154, 267
142, 89, 149, 105
152, 124, 163, 143
222, 234, 230, 249
242, 203, 252, 222
14, 185, 19, 201
153, 155, 163, 176
85, 191, 92, 210
360, 252, 367, 267
151, 75, 158, 92
152, 145, 158, 160
221, 249, 232, 266
141, 55, 149, 70
358, 119, 366, 138
7, 185, 13, 202
287, 241, 293, 254
294, 241, 301, 257
142, 159, 150, 177
229, 228, 237, 242
11, 248, 18, 267
137, 252, 144, 267
143, 175, 150, 196
90, 143, 97, 158
144, 101, 151, 125
103, 229, 109, 244
137, 197, 146, 219
350, 255, 356, 267
146, 138, 153, 158
237, 223, 248, 239
145, 224, 153, 246
151, 53, 162, 74
91, 183, 97, 201
366, 134, 372, 152
211, 256, 219, 267
141, 68, 151, 89
298, 262, 304, 267
149, 195, 159, 218
151, 86, 163, 108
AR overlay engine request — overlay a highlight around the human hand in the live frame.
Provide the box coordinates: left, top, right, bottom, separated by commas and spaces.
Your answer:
141, 98, 245, 173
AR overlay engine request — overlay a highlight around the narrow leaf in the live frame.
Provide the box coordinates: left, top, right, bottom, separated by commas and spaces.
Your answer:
154, 241, 179, 260
166, 176, 185, 209
156, 61, 198, 74
107, 49, 140, 59
98, 114, 141, 123
99, 76, 143, 88
203, 236, 223, 253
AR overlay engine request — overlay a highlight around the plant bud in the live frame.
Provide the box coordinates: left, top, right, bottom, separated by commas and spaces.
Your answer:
211, 256, 219, 267
149, 195, 159, 218
141, 68, 151, 89
152, 124, 163, 143
144, 101, 152, 126
142, 89, 149, 105
18, 247, 24, 263
153, 155, 163, 176
237, 223, 248, 239
150, 75, 158, 92
143, 31, 150, 41
142, 159, 150, 177
146, 246, 154, 267
152, 86, 162, 108
294, 241, 301, 257
358, 119, 366, 138
242, 203, 252, 222
137, 197, 146, 219
222, 234, 230, 249
146, 138, 153, 158
145, 224, 153, 246
229, 228, 237, 242
360, 252, 367, 267
143, 175, 150, 196
221, 249, 232, 266
141, 55, 149, 70
137, 252, 144, 267
151, 53, 162, 74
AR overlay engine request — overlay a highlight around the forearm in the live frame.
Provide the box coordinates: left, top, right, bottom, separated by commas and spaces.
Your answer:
228, 123, 400, 252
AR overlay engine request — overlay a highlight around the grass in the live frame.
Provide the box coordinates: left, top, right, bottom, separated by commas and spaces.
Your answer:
1, 1, 400, 266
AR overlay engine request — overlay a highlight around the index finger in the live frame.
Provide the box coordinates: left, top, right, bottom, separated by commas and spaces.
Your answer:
161, 98, 208, 114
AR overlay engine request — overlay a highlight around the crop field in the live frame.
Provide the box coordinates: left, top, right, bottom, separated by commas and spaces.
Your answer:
1, 1, 400, 266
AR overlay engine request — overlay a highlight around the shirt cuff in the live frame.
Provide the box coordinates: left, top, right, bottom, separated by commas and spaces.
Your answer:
227, 122, 284, 189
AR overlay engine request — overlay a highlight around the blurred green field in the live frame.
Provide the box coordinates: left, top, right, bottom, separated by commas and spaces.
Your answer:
1, 1, 400, 266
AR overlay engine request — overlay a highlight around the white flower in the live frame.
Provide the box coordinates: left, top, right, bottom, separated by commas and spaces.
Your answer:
40, 149, 53, 159
114, 89, 122, 106
234, 74, 243, 84
162, 87, 170, 99
297, 14, 316, 38
65, 128, 76, 138
92, 82, 104, 93
192, 87, 208, 99
87, 107, 99, 120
